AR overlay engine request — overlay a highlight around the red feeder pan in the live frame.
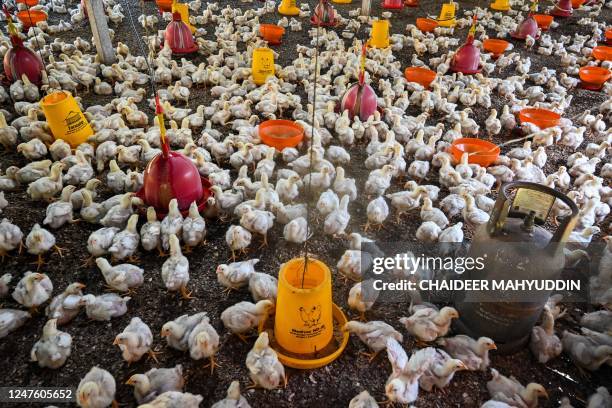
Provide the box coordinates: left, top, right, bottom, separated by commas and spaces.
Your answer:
592, 46, 612, 61
405, 0, 418, 6
16, 10, 47, 30
483, 38, 509, 58
383, 0, 404, 9
551, 0, 572, 17
259, 120, 304, 151
3, 34, 44, 86
404, 67, 436, 88
311, 0, 338, 27
512, 15, 539, 39
164, 12, 198, 55
259, 24, 285, 45
416, 17, 438, 32
156, 0, 173, 12
450, 138, 500, 167
533, 14, 553, 31
519, 108, 560, 129
136, 150, 212, 218
579, 66, 611, 91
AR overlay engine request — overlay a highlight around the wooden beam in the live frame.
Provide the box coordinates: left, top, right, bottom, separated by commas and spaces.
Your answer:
84, 0, 115, 64
361, 0, 371, 16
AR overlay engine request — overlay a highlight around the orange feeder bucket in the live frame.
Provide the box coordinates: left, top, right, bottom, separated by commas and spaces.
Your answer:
592, 46, 612, 61
519, 108, 561, 129
483, 38, 510, 58
259, 24, 285, 45
416, 17, 438, 32
404, 67, 436, 88
259, 120, 304, 151
259, 257, 349, 369
450, 138, 500, 167
533, 14, 553, 31
579, 66, 611, 91
156, 0, 173, 12
16, 10, 47, 30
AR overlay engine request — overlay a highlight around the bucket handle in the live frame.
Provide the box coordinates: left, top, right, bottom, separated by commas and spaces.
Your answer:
487, 181, 579, 248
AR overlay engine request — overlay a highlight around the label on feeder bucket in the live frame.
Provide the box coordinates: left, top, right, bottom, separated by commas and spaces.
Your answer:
64, 111, 87, 134
512, 188, 555, 222
290, 305, 326, 339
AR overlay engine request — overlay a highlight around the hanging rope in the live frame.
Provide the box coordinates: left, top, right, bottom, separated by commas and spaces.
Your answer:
301, 23, 322, 289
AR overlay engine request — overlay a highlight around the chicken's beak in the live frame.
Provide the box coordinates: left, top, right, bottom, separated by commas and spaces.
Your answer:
542, 390, 549, 399
458, 362, 467, 370
160, 330, 168, 337
489, 343, 497, 350
76, 283, 86, 289
125, 378, 134, 385
112, 337, 120, 345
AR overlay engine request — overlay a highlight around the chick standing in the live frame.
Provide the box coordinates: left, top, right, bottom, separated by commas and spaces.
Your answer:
96, 257, 144, 293
529, 308, 562, 364
188, 315, 220, 373
343, 320, 403, 361
211, 381, 251, 408
162, 234, 191, 299
26, 223, 62, 270
399, 306, 459, 342
108, 214, 140, 262
182, 201, 206, 251
12, 271, 53, 312
486, 368, 548, 408
140, 207, 162, 255
30, 318, 72, 369
0, 218, 23, 259
43, 185, 77, 228
248, 272, 278, 303
161, 199, 184, 251
221, 300, 273, 342
161, 312, 209, 351
76, 366, 116, 408
45, 282, 85, 325
436, 335, 497, 371
114, 317, 157, 364
217, 259, 258, 293
225, 225, 252, 260
246, 332, 286, 389
126, 365, 185, 405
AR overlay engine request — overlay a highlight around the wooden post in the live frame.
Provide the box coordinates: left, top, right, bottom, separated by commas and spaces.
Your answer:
361, 0, 371, 15
84, 0, 115, 64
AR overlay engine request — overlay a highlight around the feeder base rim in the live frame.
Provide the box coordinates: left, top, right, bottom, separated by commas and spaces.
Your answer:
258, 303, 349, 370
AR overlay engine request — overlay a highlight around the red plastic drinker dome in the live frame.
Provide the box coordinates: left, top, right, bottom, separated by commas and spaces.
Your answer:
2, 7, 44, 86
311, 0, 338, 26
136, 96, 212, 218
512, 1, 539, 39
551, 0, 572, 17
450, 17, 481, 74
164, 12, 198, 55
338, 45, 378, 121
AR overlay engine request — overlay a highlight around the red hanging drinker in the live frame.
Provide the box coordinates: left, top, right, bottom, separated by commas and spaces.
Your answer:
338, 45, 378, 122
2, 6, 44, 86
164, 11, 198, 54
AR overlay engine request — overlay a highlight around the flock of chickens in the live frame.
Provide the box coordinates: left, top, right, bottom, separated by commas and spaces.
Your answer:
0, 0, 611, 405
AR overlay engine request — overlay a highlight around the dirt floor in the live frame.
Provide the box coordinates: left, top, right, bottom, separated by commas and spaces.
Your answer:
0, 0, 611, 406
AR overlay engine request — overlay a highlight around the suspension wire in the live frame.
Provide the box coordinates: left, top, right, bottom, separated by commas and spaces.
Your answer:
301, 23, 322, 289
121, 0, 157, 95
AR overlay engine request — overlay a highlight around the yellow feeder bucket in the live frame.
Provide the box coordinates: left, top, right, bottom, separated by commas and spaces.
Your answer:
369, 20, 390, 48
278, 0, 300, 15
172, 1, 196, 33
41, 91, 93, 147
490, 0, 511, 11
259, 257, 349, 369
437, 1, 457, 27
252, 47, 275, 85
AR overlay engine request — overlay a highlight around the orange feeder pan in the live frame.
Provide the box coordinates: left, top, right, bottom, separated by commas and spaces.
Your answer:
259, 24, 285, 45
533, 14, 554, 31
519, 108, 561, 129
483, 38, 510, 59
592, 46, 612, 61
405, 0, 418, 6
579, 66, 611, 91
450, 138, 500, 167
606, 28, 612, 45
416, 18, 438, 32
156, 0, 173, 12
571, 0, 586, 7
404, 67, 437, 88
16, 10, 47, 30
259, 120, 304, 151
16, 0, 39, 6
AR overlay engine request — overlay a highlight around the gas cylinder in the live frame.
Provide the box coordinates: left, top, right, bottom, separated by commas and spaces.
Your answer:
453, 182, 578, 353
